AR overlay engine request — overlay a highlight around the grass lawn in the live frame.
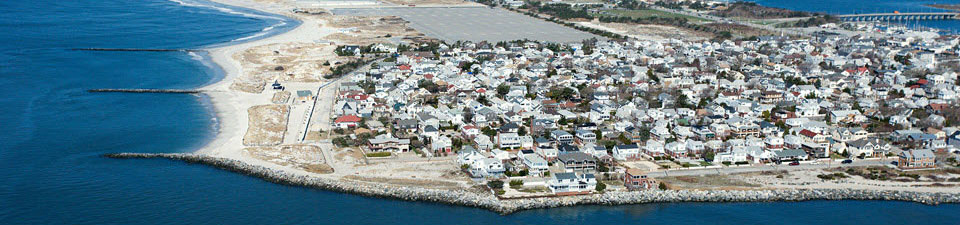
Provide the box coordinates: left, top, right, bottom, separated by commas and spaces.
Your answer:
597, 9, 710, 23
739, 18, 779, 25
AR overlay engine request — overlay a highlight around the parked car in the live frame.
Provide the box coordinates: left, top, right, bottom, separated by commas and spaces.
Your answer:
788, 161, 800, 166
841, 159, 853, 164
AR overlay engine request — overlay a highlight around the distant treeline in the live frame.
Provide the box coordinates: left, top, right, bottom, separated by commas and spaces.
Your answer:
781, 15, 840, 28
535, 3, 594, 20
710, 1, 812, 19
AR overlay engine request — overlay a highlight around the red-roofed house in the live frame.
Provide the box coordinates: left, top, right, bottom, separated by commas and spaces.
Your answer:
334, 115, 362, 129
461, 125, 480, 139
799, 129, 829, 158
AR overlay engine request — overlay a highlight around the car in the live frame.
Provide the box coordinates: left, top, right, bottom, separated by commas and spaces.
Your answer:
841, 159, 853, 164
788, 161, 800, 166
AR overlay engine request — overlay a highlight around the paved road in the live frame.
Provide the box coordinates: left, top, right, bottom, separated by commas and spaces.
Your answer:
648, 159, 892, 178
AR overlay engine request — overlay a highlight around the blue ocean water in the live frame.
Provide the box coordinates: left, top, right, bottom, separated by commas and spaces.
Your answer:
0, 0, 957, 224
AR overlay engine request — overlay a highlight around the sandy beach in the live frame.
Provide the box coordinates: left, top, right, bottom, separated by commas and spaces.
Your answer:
193, 0, 336, 176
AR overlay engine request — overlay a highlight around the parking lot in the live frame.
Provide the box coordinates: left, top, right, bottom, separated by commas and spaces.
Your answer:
332, 7, 599, 43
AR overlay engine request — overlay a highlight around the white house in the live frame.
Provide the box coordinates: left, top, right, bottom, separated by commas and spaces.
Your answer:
613, 144, 641, 160
470, 158, 504, 178
547, 172, 597, 195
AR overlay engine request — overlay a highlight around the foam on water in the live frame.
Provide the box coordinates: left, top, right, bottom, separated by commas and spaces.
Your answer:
169, 0, 293, 43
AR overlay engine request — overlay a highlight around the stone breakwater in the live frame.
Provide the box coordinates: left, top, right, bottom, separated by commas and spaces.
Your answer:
105, 153, 960, 214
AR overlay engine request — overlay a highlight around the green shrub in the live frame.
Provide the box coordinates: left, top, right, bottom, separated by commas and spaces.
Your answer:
509, 180, 523, 187
487, 180, 504, 189
595, 182, 606, 192
365, 152, 392, 157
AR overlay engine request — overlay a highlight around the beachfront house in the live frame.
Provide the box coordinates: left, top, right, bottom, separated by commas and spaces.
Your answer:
547, 172, 596, 195
898, 149, 936, 169
367, 134, 410, 153
469, 158, 505, 178
623, 168, 657, 190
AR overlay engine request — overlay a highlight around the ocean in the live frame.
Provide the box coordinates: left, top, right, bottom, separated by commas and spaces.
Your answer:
0, 0, 957, 224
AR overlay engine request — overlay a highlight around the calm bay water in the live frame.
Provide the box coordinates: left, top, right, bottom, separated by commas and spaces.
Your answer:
746, 0, 960, 33
0, 0, 957, 224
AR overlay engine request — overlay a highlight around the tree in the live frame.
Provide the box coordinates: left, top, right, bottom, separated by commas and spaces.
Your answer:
593, 130, 603, 140
547, 87, 576, 101
481, 126, 497, 137
658, 182, 668, 190
595, 182, 606, 192
698, 97, 709, 108
647, 69, 659, 82
618, 133, 631, 144
463, 108, 473, 123
496, 84, 510, 98
518, 126, 528, 136
676, 94, 692, 108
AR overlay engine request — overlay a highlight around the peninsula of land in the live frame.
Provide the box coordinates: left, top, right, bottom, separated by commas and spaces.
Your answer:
109, 0, 960, 214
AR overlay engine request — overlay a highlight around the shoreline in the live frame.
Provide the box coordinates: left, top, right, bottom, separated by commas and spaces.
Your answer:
192, 0, 311, 160
135, 0, 960, 215
104, 152, 960, 215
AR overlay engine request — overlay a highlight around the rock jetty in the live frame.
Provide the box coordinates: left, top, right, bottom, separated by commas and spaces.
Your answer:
105, 153, 960, 214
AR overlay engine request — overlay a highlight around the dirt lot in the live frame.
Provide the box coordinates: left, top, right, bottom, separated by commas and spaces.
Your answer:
243, 104, 289, 146
230, 42, 340, 94
343, 158, 471, 189
659, 175, 763, 190
271, 91, 291, 104
244, 144, 333, 174
323, 16, 429, 45
343, 175, 465, 190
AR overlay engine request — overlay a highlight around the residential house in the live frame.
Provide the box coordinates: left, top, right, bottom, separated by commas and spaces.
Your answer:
547, 172, 597, 195
334, 115, 362, 129
557, 152, 597, 172
898, 149, 936, 169
367, 134, 410, 152
613, 144, 641, 161
623, 168, 657, 190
